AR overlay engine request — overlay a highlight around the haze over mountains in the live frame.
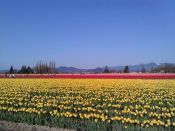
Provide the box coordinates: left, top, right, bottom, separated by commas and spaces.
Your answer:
57, 63, 168, 73
1, 63, 175, 73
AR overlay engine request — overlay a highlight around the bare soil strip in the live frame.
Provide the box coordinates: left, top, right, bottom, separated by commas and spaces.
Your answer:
0, 121, 74, 131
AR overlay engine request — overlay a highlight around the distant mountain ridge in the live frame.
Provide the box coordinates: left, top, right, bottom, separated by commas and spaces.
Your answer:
57, 66, 104, 73
57, 63, 159, 73
1, 63, 175, 73
110, 63, 158, 72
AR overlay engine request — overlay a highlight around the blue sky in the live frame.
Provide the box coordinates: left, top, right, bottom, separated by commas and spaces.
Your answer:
0, 0, 175, 69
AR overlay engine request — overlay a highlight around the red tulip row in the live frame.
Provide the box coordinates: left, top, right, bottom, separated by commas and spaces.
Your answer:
0, 73, 175, 79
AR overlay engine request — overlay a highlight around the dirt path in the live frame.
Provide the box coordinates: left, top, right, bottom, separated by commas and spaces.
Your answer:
0, 121, 75, 131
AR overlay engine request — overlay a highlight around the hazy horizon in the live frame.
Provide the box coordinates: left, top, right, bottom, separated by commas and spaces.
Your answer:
1, 0, 175, 70
0, 62, 174, 71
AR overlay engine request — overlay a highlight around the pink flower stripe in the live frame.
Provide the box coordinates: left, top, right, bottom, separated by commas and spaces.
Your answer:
0, 73, 175, 79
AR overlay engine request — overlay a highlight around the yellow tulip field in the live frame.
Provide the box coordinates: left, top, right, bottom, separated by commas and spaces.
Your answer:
0, 79, 175, 131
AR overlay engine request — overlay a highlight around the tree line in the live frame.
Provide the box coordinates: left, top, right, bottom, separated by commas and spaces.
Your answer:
103, 64, 175, 73
8, 63, 175, 74
9, 61, 56, 74
151, 63, 175, 73
103, 65, 130, 73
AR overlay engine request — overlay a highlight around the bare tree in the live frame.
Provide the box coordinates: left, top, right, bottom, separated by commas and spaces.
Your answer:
35, 61, 56, 74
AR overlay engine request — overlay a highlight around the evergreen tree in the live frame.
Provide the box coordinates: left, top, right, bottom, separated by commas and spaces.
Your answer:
18, 65, 34, 74
26, 66, 33, 74
20, 65, 27, 73
141, 67, 146, 73
9, 66, 14, 74
103, 66, 110, 73
123, 66, 129, 73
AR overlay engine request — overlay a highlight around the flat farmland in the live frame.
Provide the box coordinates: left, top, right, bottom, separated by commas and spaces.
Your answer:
0, 73, 175, 79
0, 79, 175, 131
